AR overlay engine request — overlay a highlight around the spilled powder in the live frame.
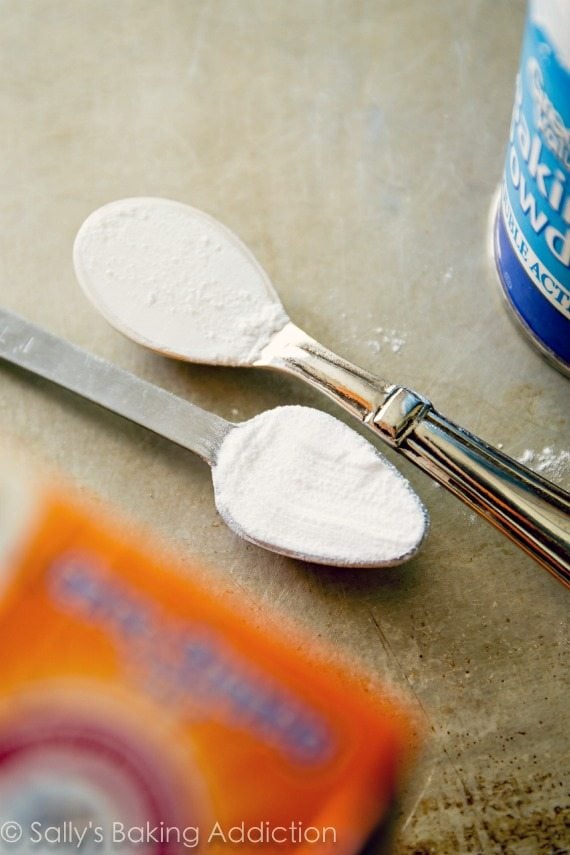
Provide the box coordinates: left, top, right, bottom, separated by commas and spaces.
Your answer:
366, 326, 406, 355
74, 197, 289, 365
212, 406, 427, 567
517, 446, 570, 480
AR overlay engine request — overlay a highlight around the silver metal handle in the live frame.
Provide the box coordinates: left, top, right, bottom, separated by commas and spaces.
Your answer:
262, 324, 570, 587
0, 309, 229, 464
373, 387, 570, 588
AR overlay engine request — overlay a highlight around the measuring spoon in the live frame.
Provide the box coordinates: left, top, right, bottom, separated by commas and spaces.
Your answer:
0, 308, 427, 568
73, 198, 570, 587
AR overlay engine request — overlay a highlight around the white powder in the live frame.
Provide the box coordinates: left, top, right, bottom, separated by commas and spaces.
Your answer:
212, 406, 427, 567
366, 327, 406, 355
517, 446, 570, 480
73, 198, 289, 365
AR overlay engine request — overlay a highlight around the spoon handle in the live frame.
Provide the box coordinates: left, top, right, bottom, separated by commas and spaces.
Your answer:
264, 323, 570, 587
0, 309, 228, 465
374, 387, 570, 588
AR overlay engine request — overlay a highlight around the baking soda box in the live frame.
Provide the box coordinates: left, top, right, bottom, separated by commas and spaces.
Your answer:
0, 447, 419, 854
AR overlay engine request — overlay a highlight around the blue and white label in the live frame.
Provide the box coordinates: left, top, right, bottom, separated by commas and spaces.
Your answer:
495, 14, 570, 365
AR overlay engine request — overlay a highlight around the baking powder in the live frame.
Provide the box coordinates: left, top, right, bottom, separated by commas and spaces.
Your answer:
493, 0, 570, 372
74, 197, 289, 365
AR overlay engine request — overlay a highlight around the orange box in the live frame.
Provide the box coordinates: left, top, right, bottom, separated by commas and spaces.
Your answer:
0, 455, 418, 854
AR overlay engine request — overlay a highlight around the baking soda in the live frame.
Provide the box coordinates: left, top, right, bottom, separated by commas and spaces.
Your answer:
213, 406, 427, 566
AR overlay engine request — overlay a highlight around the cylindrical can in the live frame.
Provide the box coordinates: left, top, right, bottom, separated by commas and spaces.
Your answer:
493, 0, 570, 375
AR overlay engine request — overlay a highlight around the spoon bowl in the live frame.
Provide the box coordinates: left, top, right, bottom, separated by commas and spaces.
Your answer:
74, 198, 289, 366
212, 405, 428, 567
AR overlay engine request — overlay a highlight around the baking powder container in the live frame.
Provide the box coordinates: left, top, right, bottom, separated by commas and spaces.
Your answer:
493, 0, 570, 375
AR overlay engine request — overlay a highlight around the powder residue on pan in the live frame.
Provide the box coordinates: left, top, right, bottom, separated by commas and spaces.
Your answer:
517, 446, 570, 480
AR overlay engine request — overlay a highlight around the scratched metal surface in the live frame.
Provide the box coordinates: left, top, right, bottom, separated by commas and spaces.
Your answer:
1, 1, 569, 852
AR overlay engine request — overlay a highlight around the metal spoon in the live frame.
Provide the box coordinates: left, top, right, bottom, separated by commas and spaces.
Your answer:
73, 198, 570, 587
0, 308, 427, 568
